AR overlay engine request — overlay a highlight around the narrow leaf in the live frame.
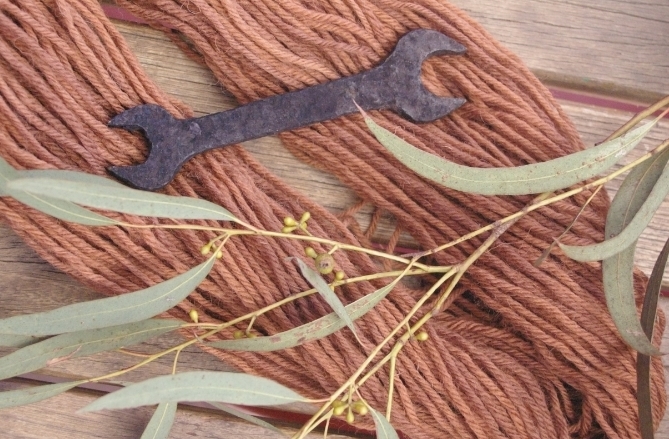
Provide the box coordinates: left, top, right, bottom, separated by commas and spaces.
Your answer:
365, 116, 657, 195
0, 319, 181, 381
293, 258, 357, 339
369, 407, 400, 439
0, 159, 114, 225
7, 190, 117, 226
560, 164, 669, 261
637, 236, 669, 439
0, 381, 83, 409
0, 156, 18, 195
208, 282, 395, 351
0, 257, 215, 336
600, 148, 669, 355
80, 371, 306, 412
209, 402, 286, 437
141, 402, 177, 439
8, 176, 239, 223
0, 334, 43, 348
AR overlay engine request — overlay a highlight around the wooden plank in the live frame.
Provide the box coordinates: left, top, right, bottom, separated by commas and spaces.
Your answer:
450, 0, 669, 101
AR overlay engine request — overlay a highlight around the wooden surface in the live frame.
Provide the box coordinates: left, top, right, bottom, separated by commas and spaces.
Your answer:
2, 1, 669, 437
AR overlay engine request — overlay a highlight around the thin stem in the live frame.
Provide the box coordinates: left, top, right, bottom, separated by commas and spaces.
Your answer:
172, 348, 182, 374
385, 354, 397, 419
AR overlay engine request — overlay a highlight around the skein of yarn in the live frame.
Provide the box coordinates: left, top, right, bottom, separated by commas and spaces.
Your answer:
0, 0, 665, 437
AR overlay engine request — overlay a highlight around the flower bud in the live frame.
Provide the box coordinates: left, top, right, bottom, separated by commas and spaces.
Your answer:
315, 253, 335, 275
305, 247, 318, 259
188, 309, 199, 323
283, 217, 297, 227
415, 330, 429, 341
200, 243, 212, 255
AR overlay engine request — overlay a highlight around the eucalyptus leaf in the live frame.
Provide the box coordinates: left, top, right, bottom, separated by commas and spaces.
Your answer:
560, 162, 669, 261
0, 319, 181, 381
364, 116, 658, 196
208, 282, 395, 351
0, 381, 83, 409
293, 258, 357, 339
637, 235, 669, 439
0, 257, 215, 336
7, 190, 117, 226
0, 334, 43, 348
0, 156, 18, 195
369, 407, 400, 439
600, 148, 669, 355
8, 176, 239, 223
0, 159, 114, 225
209, 402, 286, 437
141, 402, 177, 439
80, 371, 307, 412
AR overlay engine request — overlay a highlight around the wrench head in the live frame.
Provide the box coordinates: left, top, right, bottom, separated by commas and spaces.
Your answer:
382, 29, 467, 123
108, 104, 180, 190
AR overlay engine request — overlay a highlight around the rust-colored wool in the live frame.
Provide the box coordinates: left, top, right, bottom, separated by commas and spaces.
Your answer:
0, 0, 665, 437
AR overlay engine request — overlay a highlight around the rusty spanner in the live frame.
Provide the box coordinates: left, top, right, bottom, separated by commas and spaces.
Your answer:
108, 29, 466, 190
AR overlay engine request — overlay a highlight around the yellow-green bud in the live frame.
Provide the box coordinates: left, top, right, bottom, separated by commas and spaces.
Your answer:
351, 401, 368, 415
188, 309, 199, 323
233, 330, 245, 339
247, 332, 258, 338
283, 217, 297, 227
345, 411, 355, 424
415, 330, 429, 341
200, 243, 212, 255
305, 247, 318, 259
334, 271, 345, 281
315, 253, 335, 275
216, 250, 223, 259
299, 211, 311, 223
333, 404, 346, 416
282, 225, 298, 234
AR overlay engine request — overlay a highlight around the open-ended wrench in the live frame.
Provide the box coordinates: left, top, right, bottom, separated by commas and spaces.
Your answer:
108, 29, 466, 190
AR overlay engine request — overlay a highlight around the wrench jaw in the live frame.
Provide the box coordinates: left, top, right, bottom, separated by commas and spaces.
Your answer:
396, 95, 467, 123
383, 29, 467, 123
386, 29, 466, 69
108, 104, 183, 190
108, 160, 177, 191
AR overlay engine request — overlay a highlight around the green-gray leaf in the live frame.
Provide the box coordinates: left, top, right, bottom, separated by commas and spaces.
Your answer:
0, 156, 19, 195
209, 402, 285, 437
208, 282, 395, 352
0, 319, 181, 381
294, 258, 357, 340
637, 235, 669, 439
0, 381, 83, 409
141, 402, 177, 439
560, 162, 669, 261
8, 175, 239, 223
0, 334, 43, 348
365, 116, 657, 196
0, 257, 215, 336
0, 159, 114, 225
369, 407, 400, 439
80, 371, 306, 412
600, 148, 669, 355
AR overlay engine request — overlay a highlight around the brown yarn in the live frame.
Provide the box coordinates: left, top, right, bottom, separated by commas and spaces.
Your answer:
0, 0, 665, 437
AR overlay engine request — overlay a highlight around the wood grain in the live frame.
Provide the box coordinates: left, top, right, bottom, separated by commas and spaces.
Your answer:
450, 0, 669, 102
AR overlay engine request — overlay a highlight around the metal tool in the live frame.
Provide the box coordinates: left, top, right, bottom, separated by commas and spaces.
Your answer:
108, 29, 467, 190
